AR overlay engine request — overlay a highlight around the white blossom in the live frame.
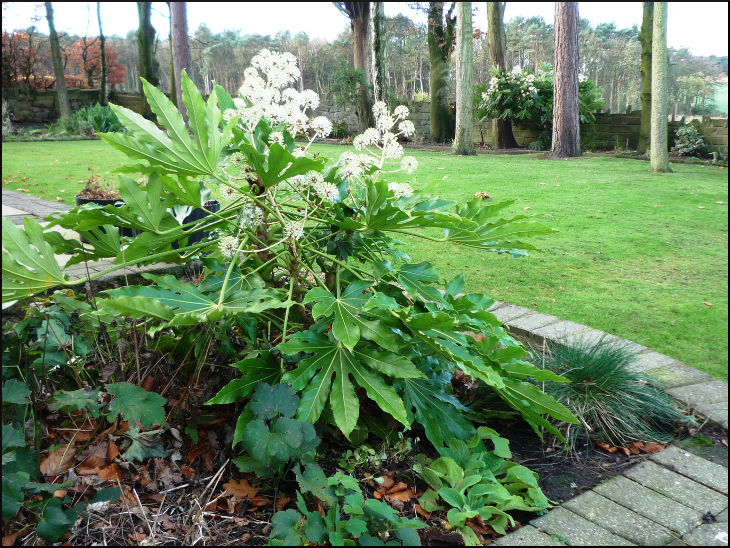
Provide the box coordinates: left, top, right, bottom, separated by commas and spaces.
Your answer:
220, 184, 241, 202
314, 181, 339, 202
398, 120, 415, 137
284, 220, 305, 241
372, 101, 389, 118
393, 105, 409, 119
382, 139, 403, 160
388, 182, 414, 199
219, 236, 240, 259
291, 147, 306, 158
239, 203, 264, 230
400, 156, 418, 174
311, 116, 333, 137
303, 171, 324, 187
376, 114, 394, 132
269, 131, 285, 146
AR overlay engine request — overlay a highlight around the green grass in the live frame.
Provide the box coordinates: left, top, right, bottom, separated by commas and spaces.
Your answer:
2, 140, 728, 380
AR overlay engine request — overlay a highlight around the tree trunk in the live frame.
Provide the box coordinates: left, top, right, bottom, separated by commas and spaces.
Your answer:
453, 2, 475, 155
167, 2, 176, 107
370, 2, 388, 104
428, 2, 456, 143
487, 2, 518, 148
171, 2, 193, 121
637, 1, 653, 154
348, 2, 373, 131
650, 2, 671, 172
97, 2, 107, 105
137, 2, 160, 119
45, 2, 71, 119
550, 2, 581, 158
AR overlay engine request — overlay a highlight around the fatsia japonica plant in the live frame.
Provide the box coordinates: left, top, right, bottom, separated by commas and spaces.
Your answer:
1, 50, 577, 455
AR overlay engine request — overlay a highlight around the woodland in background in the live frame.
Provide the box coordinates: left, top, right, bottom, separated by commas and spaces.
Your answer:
2, 8, 728, 118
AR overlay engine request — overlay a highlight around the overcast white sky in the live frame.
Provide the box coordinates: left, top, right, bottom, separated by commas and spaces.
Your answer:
2, 2, 727, 58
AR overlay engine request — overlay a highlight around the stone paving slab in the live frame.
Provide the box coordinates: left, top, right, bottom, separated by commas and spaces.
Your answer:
651, 446, 729, 494
531, 507, 634, 545
694, 402, 729, 429
561, 328, 620, 348
507, 313, 561, 337
563, 489, 677, 545
718, 508, 729, 522
492, 525, 563, 546
593, 475, 704, 534
487, 301, 506, 312
667, 381, 729, 408
623, 460, 728, 515
626, 350, 681, 373
645, 363, 718, 389
492, 304, 535, 324
1, 204, 27, 216
531, 319, 591, 342
681, 522, 729, 546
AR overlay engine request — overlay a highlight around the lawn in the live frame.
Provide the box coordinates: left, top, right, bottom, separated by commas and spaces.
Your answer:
2, 140, 728, 380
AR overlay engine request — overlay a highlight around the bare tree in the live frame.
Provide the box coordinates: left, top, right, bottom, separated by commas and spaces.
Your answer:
637, 2, 653, 154
487, 2, 518, 148
137, 2, 160, 118
650, 2, 670, 172
333, 2, 374, 131
45, 2, 71, 119
453, 2, 475, 154
171, 2, 193, 121
550, 2, 581, 158
97, 2, 107, 105
370, 1, 388, 103
427, 2, 457, 142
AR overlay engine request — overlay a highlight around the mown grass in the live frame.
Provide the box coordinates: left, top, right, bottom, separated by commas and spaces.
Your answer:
2, 140, 728, 380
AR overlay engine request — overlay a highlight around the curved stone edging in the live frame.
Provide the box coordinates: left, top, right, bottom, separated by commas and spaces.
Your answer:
489, 300, 729, 546
488, 301, 729, 430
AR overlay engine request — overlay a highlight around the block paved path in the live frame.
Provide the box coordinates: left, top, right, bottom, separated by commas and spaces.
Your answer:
3, 191, 728, 546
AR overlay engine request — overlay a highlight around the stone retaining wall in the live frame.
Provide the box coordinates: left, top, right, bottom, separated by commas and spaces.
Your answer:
3, 88, 102, 123
8, 88, 726, 153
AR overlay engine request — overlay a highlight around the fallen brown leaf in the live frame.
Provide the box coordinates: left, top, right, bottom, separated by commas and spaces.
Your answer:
107, 440, 119, 462
721, 439, 728, 447
414, 504, 430, 519
76, 455, 106, 476
222, 479, 259, 501
703, 302, 713, 307
641, 443, 666, 453
98, 463, 123, 482
40, 443, 76, 476
596, 442, 618, 454
276, 495, 291, 511
128, 532, 147, 541
2, 533, 19, 546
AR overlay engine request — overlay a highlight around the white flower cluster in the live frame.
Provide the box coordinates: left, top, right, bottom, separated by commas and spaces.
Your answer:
218, 235, 240, 259
338, 101, 418, 178
482, 69, 538, 100
223, 49, 332, 138
578, 74, 588, 83
239, 202, 264, 230
283, 220, 305, 241
388, 182, 414, 199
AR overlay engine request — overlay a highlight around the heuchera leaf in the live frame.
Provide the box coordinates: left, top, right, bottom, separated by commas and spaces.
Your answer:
106, 383, 167, 428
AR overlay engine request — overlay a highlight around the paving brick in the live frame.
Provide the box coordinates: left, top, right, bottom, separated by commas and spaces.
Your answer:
561, 329, 620, 348
623, 461, 728, 515
681, 522, 729, 546
492, 525, 562, 546
626, 351, 681, 373
531, 507, 634, 546
507, 313, 560, 335
667, 381, 729, 408
492, 304, 534, 323
645, 364, 717, 389
594, 476, 704, 534
650, 446, 729, 494
717, 508, 728, 522
563, 490, 677, 545
531, 320, 591, 342
693, 402, 729, 429
612, 338, 651, 355
488, 301, 506, 312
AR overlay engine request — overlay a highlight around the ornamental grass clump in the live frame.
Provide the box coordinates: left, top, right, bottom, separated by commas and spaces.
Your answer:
538, 338, 689, 450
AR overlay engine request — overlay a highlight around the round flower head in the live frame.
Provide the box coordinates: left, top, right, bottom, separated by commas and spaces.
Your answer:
219, 235, 240, 259
393, 105, 409, 119
239, 203, 264, 230
269, 132, 285, 146
383, 139, 403, 160
303, 171, 324, 187
283, 220, 305, 241
314, 181, 339, 203
310, 116, 333, 138
292, 147, 306, 158
388, 182, 414, 199
400, 156, 418, 174
376, 114, 394, 133
372, 101, 388, 118
398, 120, 415, 138
220, 184, 241, 202
299, 89, 320, 110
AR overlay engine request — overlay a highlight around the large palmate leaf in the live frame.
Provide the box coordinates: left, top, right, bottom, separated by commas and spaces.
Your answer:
277, 331, 412, 437
99, 71, 234, 177
102, 272, 291, 328
239, 141, 325, 189
2, 217, 72, 304
303, 281, 373, 351
206, 352, 282, 405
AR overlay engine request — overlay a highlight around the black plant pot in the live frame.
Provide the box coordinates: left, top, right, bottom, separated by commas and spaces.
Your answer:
172, 200, 221, 251
74, 195, 138, 240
